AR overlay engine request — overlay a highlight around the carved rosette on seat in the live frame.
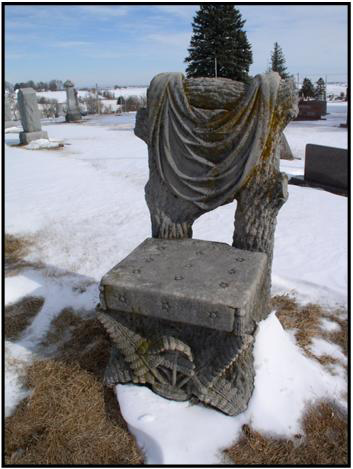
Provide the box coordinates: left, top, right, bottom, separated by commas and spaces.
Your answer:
97, 72, 297, 416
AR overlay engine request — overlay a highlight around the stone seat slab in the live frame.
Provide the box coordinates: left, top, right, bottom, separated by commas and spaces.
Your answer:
100, 238, 267, 333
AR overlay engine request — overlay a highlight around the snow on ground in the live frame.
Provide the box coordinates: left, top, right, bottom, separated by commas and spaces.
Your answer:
36, 90, 89, 102
320, 317, 341, 332
284, 102, 347, 161
36, 84, 346, 105
326, 83, 347, 98
5, 126, 22, 133
5, 341, 33, 417
308, 337, 347, 365
118, 312, 346, 464
5, 102, 347, 462
24, 138, 63, 150
37, 87, 147, 103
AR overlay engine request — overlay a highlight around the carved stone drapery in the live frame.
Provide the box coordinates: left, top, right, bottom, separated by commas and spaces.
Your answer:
98, 72, 297, 416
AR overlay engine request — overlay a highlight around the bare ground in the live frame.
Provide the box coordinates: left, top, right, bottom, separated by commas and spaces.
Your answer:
224, 295, 348, 465
5, 234, 347, 465
4, 306, 144, 465
272, 294, 347, 367
4, 234, 144, 465
224, 400, 347, 465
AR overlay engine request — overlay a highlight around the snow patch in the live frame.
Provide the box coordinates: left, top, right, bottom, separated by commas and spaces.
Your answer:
5, 275, 42, 306
320, 317, 341, 332
25, 138, 63, 150
117, 312, 346, 464
5, 126, 21, 133
309, 337, 347, 365
5, 341, 33, 417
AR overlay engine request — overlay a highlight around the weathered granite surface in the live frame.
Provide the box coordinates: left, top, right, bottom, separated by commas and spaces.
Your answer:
17, 88, 42, 132
17, 88, 48, 143
64, 80, 81, 122
135, 72, 297, 307
55, 102, 65, 117
98, 72, 298, 416
100, 238, 268, 333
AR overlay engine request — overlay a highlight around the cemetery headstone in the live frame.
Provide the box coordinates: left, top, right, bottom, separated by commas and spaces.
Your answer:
290, 144, 347, 196
295, 99, 326, 120
98, 72, 298, 415
17, 88, 48, 144
55, 102, 64, 118
64, 80, 81, 122
280, 133, 294, 160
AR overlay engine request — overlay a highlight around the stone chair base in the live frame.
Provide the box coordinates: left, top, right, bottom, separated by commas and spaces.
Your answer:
97, 306, 256, 416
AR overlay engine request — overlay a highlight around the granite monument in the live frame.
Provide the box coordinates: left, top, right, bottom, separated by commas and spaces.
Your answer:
97, 72, 298, 415
17, 88, 48, 144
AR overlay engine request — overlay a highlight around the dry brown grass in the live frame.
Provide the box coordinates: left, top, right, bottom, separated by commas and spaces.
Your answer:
40, 308, 112, 378
5, 360, 143, 465
4, 233, 41, 276
223, 296, 348, 465
4, 233, 30, 262
224, 400, 348, 465
5, 307, 144, 464
5, 296, 44, 340
4, 233, 144, 463
272, 295, 347, 368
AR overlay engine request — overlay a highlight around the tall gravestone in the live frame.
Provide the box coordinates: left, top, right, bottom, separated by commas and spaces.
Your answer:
64, 80, 81, 122
5, 95, 15, 128
97, 72, 298, 415
55, 102, 64, 118
280, 133, 294, 160
17, 88, 48, 144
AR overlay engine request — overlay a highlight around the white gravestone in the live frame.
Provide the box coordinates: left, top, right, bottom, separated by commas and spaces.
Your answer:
17, 88, 48, 144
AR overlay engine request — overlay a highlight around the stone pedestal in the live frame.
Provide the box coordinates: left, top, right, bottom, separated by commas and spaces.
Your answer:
98, 238, 268, 415
64, 80, 81, 122
19, 130, 48, 144
17, 88, 48, 143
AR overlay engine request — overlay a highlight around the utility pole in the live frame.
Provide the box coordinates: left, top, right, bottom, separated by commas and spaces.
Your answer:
215, 56, 218, 78
96, 83, 99, 114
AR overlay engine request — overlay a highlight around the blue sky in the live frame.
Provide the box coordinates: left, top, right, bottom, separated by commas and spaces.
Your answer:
5, 4, 348, 87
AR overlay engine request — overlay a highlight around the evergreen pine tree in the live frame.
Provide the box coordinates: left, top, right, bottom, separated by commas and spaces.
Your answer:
300, 78, 315, 99
314, 77, 326, 100
184, 4, 252, 82
270, 42, 289, 79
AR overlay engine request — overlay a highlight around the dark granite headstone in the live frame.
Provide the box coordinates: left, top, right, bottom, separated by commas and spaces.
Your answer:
295, 100, 326, 120
290, 144, 347, 196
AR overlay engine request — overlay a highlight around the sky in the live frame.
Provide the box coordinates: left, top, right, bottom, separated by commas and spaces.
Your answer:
5, 3, 348, 87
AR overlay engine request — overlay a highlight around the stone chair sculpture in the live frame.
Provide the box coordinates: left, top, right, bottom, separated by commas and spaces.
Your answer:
97, 72, 298, 415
